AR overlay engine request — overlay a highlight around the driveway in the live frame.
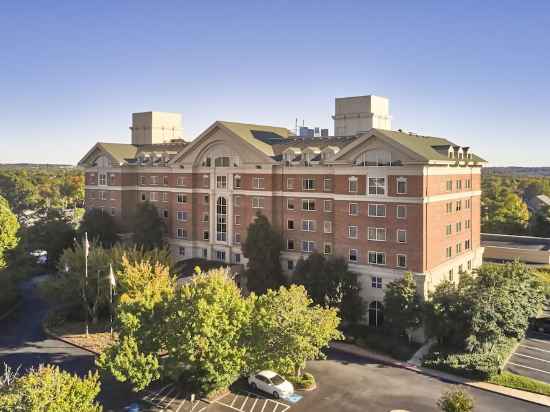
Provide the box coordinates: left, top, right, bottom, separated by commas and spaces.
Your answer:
0, 275, 134, 410
506, 331, 550, 384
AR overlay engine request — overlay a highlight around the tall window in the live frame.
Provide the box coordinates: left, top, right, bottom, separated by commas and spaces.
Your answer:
177, 193, 187, 203
369, 301, 383, 327
234, 175, 241, 188
368, 177, 385, 195
302, 220, 316, 232
216, 197, 227, 242
303, 178, 315, 191
324, 177, 333, 192
396, 205, 407, 219
302, 199, 316, 211
348, 225, 358, 239
216, 176, 227, 189
396, 177, 407, 194
99, 174, 106, 185
349, 203, 359, 216
348, 176, 358, 193
368, 251, 386, 265
368, 227, 386, 241
368, 204, 386, 217
302, 240, 315, 253
253, 177, 265, 189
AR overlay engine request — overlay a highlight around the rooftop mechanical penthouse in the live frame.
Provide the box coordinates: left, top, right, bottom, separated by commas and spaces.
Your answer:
79, 95, 486, 325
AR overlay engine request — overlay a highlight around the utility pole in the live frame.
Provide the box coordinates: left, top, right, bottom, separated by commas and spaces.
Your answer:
84, 232, 89, 336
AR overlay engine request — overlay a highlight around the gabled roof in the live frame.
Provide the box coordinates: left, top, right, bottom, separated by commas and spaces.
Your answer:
78, 141, 186, 166
218, 121, 290, 157
98, 143, 139, 164
372, 129, 486, 163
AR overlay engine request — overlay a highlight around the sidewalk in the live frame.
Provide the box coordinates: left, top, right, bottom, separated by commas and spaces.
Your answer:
330, 341, 550, 407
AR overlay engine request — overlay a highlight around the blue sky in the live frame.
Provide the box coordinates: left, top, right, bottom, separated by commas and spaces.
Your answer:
1, 0, 549, 166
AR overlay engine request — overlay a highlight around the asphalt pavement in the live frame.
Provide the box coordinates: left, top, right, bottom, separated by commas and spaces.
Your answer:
506, 331, 550, 384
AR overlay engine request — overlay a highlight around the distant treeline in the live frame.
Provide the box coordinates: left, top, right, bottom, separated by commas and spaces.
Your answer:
483, 167, 550, 177
0, 163, 75, 170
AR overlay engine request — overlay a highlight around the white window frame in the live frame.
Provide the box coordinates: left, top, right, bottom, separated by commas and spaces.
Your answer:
348, 225, 358, 239
234, 214, 240, 225
324, 200, 333, 212
397, 229, 407, 243
368, 227, 386, 241
287, 219, 295, 230
348, 176, 358, 193
216, 175, 227, 189
324, 242, 332, 255
396, 177, 408, 194
252, 197, 264, 209
176, 228, 187, 239
396, 205, 407, 219
368, 204, 386, 217
397, 254, 407, 268
287, 198, 295, 210
150, 192, 158, 202
302, 240, 315, 253
302, 219, 316, 232
368, 177, 386, 195
302, 199, 316, 211
368, 251, 386, 266
323, 177, 333, 192
303, 178, 315, 191
349, 248, 358, 262
324, 221, 333, 234
287, 177, 295, 190
176, 193, 187, 203
253, 176, 265, 189
371, 276, 382, 288
176, 211, 187, 222
349, 202, 359, 216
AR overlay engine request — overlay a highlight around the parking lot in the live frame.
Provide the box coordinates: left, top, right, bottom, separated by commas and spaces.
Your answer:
211, 390, 291, 412
140, 383, 210, 411
506, 331, 550, 384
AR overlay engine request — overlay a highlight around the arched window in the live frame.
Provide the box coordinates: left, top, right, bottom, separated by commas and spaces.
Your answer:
216, 197, 227, 242
354, 150, 393, 166
368, 301, 384, 327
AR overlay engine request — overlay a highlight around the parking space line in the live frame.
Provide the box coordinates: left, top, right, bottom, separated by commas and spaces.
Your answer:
147, 384, 174, 402
508, 361, 550, 375
174, 399, 187, 412
260, 399, 268, 412
165, 390, 181, 408
520, 344, 550, 354
528, 338, 550, 346
513, 352, 550, 364
230, 393, 239, 407
240, 394, 250, 410
250, 397, 259, 412
159, 386, 177, 404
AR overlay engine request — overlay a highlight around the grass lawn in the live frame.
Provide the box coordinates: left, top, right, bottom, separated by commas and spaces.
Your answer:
47, 319, 116, 353
488, 371, 550, 396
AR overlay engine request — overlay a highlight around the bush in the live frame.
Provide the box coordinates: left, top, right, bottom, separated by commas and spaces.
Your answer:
0, 364, 102, 412
423, 337, 517, 380
437, 389, 473, 412
488, 371, 550, 396
287, 372, 316, 389
0, 274, 17, 314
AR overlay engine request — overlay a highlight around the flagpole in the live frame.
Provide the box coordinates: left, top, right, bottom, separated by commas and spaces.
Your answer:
109, 264, 115, 336
84, 232, 89, 337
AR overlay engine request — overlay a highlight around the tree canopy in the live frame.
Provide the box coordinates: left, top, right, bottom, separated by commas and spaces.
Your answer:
0, 195, 19, 269
78, 209, 120, 247
131, 202, 166, 250
242, 213, 285, 294
383, 272, 422, 338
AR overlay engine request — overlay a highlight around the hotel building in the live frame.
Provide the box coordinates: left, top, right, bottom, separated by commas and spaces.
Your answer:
79, 95, 485, 324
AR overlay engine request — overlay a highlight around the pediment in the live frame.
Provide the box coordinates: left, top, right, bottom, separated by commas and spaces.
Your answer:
170, 122, 276, 167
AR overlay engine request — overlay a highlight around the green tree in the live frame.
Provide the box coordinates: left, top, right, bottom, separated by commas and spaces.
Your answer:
0, 195, 19, 269
247, 284, 343, 377
242, 213, 285, 294
383, 272, 422, 339
79, 209, 119, 247
131, 202, 166, 250
0, 171, 40, 216
26, 209, 75, 269
163, 267, 252, 393
530, 205, 550, 237
483, 189, 529, 234
97, 259, 174, 391
293, 253, 365, 324
0, 364, 102, 412
424, 279, 472, 348
437, 389, 474, 412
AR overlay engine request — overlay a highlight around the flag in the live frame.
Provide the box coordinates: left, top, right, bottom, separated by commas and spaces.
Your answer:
108, 264, 116, 288
84, 232, 90, 258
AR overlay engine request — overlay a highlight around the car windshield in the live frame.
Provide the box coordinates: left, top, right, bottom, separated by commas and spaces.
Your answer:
271, 375, 285, 385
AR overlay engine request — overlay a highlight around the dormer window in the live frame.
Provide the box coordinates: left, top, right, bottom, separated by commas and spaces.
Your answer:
214, 156, 230, 167
355, 150, 393, 166
448, 147, 455, 159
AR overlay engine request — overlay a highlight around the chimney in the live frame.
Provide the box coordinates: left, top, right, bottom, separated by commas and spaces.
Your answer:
332, 95, 391, 136
130, 112, 183, 145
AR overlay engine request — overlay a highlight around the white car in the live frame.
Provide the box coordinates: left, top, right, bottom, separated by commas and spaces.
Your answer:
248, 370, 294, 399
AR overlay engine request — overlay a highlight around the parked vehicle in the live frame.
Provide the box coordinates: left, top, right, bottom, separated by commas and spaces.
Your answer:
248, 370, 294, 399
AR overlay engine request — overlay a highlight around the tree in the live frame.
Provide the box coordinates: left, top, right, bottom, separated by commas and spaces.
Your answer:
163, 267, 252, 393
97, 259, 174, 391
26, 209, 75, 269
131, 202, 166, 250
482, 190, 529, 234
247, 285, 343, 377
530, 205, 550, 237
242, 213, 285, 294
0, 364, 102, 412
0, 195, 19, 269
424, 279, 472, 348
293, 253, 365, 324
383, 272, 422, 339
437, 389, 474, 412
0, 171, 40, 216
79, 209, 119, 247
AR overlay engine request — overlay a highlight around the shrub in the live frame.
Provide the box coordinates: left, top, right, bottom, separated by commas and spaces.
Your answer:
0, 364, 102, 412
423, 337, 517, 380
287, 372, 316, 389
437, 389, 474, 412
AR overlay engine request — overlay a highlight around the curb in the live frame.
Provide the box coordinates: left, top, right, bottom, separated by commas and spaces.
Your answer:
0, 300, 21, 321
42, 321, 100, 356
330, 342, 550, 407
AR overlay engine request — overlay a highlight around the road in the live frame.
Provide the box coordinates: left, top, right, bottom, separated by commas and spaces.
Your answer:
1, 276, 548, 411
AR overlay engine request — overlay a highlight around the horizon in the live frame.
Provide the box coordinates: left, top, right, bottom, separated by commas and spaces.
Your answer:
1, 1, 549, 167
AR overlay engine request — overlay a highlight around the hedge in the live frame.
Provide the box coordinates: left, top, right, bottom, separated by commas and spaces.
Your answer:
423, 337, 517, 380
287, 372, 316, 390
